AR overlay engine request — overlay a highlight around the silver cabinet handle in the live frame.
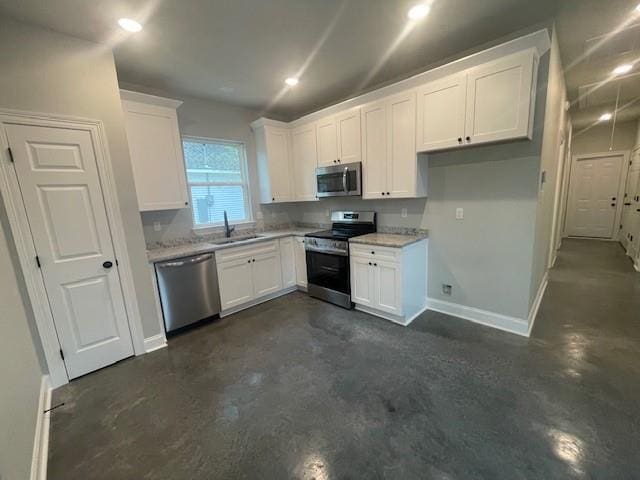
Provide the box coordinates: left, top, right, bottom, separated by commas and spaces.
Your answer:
157, 253, 213, 268
342, 167, 348, 193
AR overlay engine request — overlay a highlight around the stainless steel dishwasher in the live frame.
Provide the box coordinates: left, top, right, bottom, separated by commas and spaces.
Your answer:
155, 253, 221, 333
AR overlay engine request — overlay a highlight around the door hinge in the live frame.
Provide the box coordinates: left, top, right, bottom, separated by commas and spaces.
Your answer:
115, 259, 119, 266
59, 349, 65, 361
35, 255, 41, 268
7, 147, 14, 163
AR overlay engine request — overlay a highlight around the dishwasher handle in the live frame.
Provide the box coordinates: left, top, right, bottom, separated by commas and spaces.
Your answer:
157, 253, 214, 268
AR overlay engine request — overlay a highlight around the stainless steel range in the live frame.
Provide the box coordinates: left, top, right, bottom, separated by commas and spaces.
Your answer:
305, 211, 376, 309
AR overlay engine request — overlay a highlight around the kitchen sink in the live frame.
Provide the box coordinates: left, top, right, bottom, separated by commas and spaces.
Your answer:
211, 235, 264, 245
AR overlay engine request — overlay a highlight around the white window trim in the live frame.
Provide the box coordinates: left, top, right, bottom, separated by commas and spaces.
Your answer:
182, 135, 254, 231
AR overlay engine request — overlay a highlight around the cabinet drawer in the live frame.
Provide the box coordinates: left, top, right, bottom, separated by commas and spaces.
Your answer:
350, 243, 401, 262
215, 240, 278, 263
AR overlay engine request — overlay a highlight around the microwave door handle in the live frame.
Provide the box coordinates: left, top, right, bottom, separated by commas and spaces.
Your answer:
342, 167, 348, 193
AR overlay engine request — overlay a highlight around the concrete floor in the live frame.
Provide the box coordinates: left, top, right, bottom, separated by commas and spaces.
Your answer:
48, 239, 640, 479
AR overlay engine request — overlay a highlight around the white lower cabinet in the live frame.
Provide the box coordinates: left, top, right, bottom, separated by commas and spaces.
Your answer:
279, 237, 296, 289
216, 240, 284, 314
293, 237, 308, 288
350, 240, 428, 325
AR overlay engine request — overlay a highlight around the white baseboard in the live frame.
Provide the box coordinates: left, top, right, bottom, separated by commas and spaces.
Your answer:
426, 297, 529, 337
527, 272, 548, 336
355, 303, 429, 327
220, 287, 297, 318
144, 333, 167, 353
30, 375, 51, 480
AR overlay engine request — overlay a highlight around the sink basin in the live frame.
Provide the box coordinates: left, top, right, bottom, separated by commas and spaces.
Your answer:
211, 235, 264, 245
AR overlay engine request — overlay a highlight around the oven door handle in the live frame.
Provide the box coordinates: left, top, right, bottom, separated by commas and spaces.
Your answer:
342, 167, 349, 193
305, 245, 349, 257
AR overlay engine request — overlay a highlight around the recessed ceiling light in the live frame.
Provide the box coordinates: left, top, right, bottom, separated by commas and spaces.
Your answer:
285, 77, 299, 87
599, 113, 613, 122
613, 63, 633, 75
408, 4, 430, 20
118, 18, 142, 33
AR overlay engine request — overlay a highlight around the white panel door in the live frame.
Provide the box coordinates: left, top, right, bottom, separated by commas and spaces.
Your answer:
351, 256, 374, 307
373, 261, 402, 316
291, 123, 318, 201
361, 100, 388, 199
336, 108, 362, 164
252, 251, 283, 298
416, 73, 467, 152
294, 237, 308, 287
265, 126, 293, 202
566, 155, 623, 238
387, 91, 417, 198
465, 50, 535, 145
218, 258, 254, 310
6, 123, 134, 379
316, 117, 338, 167
122, 100, 188, 211
279, 237, 296, 288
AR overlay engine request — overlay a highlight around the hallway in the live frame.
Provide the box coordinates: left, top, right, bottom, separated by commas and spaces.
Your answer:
48, 239, 640, 479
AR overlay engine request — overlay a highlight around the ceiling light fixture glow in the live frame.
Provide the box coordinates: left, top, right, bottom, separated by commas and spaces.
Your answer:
408, 4, 430, 20
613, 63, 633, 75
599, 113, 613, 122
285, 77, 299, 87
636, 3, 640, 13
118, 18, 142, 33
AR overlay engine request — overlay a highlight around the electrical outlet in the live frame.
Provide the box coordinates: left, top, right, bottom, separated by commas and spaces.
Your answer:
153, 221, 162, 232
442, 284, 452, 296
401, 207, 408, 218
456, 208, 464, 220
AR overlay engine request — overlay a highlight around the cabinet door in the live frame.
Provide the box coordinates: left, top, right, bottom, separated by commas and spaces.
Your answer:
361, 101, 388, 199
252, 251, 283, 298
294, 237, 308, 287
387, 92, 417, 198
218, 258, 254, 310
373, 260, 402, 315
336, 108, 362, 164
416, 73, 467, 152
350, 256, 374, 307
265, 126, 293, 202
122, 100, 188, 211
279, 237, 296, 288
291, 123, 318, 201
317, 117, 338, 167
465, 49, 535, 145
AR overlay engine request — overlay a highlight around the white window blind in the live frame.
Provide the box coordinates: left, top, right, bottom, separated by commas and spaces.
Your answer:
182, 138, 251, 228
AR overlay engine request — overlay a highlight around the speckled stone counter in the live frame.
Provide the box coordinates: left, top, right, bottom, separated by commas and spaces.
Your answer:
147, 229, 319, 263
349, 232, 428, 248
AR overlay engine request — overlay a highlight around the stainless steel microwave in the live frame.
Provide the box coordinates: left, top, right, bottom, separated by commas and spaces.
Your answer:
316, 162, 362, 197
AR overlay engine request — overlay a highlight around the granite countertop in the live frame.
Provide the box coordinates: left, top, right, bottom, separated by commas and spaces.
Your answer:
349, 232, 428, 248
147, 229, 319, 263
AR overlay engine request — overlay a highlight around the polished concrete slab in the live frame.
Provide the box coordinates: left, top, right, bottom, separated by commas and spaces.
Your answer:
48, 239, 640, 479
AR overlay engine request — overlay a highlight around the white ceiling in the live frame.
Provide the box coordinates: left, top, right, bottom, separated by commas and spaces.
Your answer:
0, 0, 560, 120
555, 0, 640, 128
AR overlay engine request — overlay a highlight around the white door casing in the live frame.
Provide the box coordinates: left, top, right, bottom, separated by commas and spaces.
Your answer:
566, 154, 624, 238
5, 122, 135, 380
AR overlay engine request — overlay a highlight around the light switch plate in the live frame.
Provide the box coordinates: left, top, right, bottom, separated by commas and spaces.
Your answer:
456, 208, 464, 220
153, 221, 162, 232
401, 208, 408, 218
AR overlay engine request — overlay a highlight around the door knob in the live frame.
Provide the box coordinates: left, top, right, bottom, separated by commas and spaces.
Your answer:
466, 136, 471, 142
102, 261, 113, 269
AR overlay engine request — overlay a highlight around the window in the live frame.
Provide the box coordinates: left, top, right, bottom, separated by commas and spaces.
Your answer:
182, 138, 251, 228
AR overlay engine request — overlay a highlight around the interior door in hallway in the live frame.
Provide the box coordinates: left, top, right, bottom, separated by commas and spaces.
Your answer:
5, 123, 134, 379
565, 154, 623, 238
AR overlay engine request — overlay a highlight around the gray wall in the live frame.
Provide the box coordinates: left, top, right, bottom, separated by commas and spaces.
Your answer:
528, 27, 567, 311
571, 120, 638, 154
0, 18, 160, 339
121, 84, 292, 245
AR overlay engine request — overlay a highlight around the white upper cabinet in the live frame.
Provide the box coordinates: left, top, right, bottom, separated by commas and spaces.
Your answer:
121, 90, 188, 211
291, 123, 318, 201
316, 107, 362, 167
416, 48, 537, 153
362, 91, 425, 199
416, 73, 467, 152
465, 49, 537, 145
253, 120, 293, 204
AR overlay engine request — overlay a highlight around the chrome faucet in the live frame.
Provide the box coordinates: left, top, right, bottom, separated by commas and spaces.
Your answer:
223, 210, 235, 238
